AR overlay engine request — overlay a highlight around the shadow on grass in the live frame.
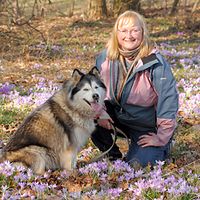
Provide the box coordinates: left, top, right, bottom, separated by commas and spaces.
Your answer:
155, 37, 200, 45
69, 19, 114, 29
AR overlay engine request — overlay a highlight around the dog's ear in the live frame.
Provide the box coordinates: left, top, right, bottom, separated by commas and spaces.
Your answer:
72, 68, 84, 77
89, 66, 100, 78
71, 69, 84, 84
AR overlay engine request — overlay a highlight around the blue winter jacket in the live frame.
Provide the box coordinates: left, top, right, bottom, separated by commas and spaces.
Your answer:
95, 49, 179, 146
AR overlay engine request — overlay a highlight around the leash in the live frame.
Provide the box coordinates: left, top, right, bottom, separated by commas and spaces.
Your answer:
87, 123, 130, 164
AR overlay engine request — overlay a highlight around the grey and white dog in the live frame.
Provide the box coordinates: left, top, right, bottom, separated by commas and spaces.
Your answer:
0, 67, 106, 174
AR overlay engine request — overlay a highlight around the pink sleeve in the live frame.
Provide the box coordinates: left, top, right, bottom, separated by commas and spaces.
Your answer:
100, 58, 111, 100
156, 118, 177, 146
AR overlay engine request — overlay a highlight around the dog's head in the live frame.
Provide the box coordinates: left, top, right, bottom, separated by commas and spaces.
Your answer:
67, 67, 106, 117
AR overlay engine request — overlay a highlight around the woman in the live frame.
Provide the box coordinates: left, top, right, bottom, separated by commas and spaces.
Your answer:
91, 10, 179, 167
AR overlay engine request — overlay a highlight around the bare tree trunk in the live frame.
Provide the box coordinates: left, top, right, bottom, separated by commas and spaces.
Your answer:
35, 0, 42, 17
170, 0, 180, 15
88, 0, 106, 19
68, 0, 75, 17
0, 0, 6, 5
113, 0, 121, 16
105, 0, 114, 16
102, 0, 107, 16
184, 0, 189, 7
164, 0, 168, 11
12, 0, 20, 23
129, 0, 141, 11
184, 0, 189, 13
117, 0, 141, 15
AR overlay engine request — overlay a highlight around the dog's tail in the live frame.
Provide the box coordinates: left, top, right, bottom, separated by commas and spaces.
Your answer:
0, 149, 6, 163
0, 140, 6, 163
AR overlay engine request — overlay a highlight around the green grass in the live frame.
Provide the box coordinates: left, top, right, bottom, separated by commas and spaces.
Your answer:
0, 102, 29, 126
0, 107, 20, 125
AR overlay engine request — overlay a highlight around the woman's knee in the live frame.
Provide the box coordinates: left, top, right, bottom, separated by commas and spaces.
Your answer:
126, 146, 167, 167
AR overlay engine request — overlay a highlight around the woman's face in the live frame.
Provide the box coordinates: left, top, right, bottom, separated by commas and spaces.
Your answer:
117, 19, 143, 50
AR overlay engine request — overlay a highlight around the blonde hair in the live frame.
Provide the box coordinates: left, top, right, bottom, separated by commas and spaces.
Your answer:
106, 10, 155, 60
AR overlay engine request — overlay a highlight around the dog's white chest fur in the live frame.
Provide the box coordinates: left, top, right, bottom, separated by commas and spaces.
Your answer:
73, 118, 95, 148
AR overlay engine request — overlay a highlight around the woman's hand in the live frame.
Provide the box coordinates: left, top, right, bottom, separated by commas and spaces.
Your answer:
97, 118, 113, 130
97, 108, 114, 130
137, 132, 163, 147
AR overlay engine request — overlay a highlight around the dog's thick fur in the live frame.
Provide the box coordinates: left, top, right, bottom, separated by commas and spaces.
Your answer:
0, 67, 106, 174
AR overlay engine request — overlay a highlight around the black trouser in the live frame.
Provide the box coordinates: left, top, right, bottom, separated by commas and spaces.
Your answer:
91, 125, 123, 159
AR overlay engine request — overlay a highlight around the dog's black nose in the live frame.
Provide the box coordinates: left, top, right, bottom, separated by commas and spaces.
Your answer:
92, 93, 99, 101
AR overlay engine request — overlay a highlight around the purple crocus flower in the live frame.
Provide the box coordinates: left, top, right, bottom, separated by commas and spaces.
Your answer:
0, 82, 15, 95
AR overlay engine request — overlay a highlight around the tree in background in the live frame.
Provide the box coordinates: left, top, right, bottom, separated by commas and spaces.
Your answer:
87, 0, 107, 19
87, 0, 141, 19
116, 0, 141, 14
0, 0, 199, 21
170, 0, 180, 15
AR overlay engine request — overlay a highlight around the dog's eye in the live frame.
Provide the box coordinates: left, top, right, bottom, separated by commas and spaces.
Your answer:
95, 86, 98, 89
83, 88, 89, 91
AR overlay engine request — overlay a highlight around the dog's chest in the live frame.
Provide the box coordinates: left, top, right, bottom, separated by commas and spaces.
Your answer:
74, 119, 95, 147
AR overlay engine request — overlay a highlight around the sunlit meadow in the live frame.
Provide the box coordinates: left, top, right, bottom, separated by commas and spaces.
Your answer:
0, 39, 199, 199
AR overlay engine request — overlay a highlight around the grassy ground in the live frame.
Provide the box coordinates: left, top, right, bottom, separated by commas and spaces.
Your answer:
0, 8, 199, 199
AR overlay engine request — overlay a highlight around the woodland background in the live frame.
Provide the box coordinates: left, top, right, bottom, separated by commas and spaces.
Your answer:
0, 0, 199, 199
